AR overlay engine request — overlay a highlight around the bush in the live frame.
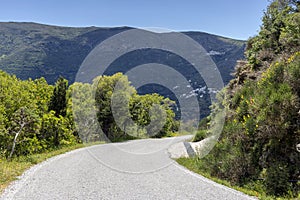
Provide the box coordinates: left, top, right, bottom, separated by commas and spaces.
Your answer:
193, 36, 300, 199
193, 130, 207, 142
0, 72, 78, 158
182, 1, 300, 198
265, 162, 291, 196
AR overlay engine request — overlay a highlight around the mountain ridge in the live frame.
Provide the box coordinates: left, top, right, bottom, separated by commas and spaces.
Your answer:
0, 22, 245, 84
0, 22, 246, 118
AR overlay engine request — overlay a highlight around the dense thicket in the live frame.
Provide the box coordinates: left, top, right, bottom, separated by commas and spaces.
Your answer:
70, 73, 177, 142
0, 72, 177, 158
195, 0, 300, 197
0, 72, 77, 158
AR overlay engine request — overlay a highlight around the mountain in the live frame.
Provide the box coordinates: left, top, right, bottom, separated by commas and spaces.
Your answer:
0, 22, 245, 84
0, 22, 246, 118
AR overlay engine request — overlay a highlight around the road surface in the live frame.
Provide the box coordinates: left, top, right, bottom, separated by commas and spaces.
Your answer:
1, 136, 256, 200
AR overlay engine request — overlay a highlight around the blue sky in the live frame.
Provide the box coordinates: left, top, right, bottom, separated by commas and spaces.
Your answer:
0, 0, 269, 40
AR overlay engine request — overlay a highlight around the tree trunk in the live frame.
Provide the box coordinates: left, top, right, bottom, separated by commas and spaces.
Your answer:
8, 123, 25, 160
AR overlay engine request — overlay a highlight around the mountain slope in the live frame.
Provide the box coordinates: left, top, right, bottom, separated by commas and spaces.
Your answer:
0, 22, 245, 118
0, 22, 245, 84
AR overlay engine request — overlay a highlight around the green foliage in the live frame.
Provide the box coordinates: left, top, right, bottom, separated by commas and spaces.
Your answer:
0, 70, 77, 158
48, 77, 68, 117
177, 157, 296, 200
200, 49, 300, 198
94, 73, 135, 141
190, 1, 300, 197
193, 127, 208, 142
193, 117, 211, 142
280, 11, 300, 52
0, 22, 245, 124
40, 111, 77, 147
68, 82, 101, 143
92, 73, 178, 141
1, 71, 179, 150
130, 93, 177, 138
265, 162, 291, 196
212, 55, 299, 196
246, 0, 300, 69
8, 107, 41, 156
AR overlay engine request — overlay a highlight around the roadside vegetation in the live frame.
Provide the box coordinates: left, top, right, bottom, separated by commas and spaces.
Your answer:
180, 0, 300, 199
1, 1, 299, 198
0, 71, 178, 193
0, 71, 177, 159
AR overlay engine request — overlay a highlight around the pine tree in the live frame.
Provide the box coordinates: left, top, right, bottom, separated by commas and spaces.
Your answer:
48, 77, 68, 146
48, 77, 68, 117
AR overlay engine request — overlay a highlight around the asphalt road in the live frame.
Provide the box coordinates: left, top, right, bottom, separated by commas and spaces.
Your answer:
1, 136, 256, 200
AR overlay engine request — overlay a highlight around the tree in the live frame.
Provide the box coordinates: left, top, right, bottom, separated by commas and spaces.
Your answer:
69, 82, 102, 143
94, 73, 178, 141
0, 71, 78, 158
246, 0, 300, 68
0, 105, 8, 157
94, 73, 136, 141
8, 107, 39, 159
48, 77, 68, 117
40, 111, 76, 147
130, 93, 177, 138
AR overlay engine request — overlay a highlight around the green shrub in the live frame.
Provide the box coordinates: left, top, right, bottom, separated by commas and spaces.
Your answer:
193, 130, 207, 142
265, 162, 291, 196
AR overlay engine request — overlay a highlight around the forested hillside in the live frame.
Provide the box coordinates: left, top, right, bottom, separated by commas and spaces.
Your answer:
184, 0, 300, 198
0, 23, 245, 119
0, 23, 245, 85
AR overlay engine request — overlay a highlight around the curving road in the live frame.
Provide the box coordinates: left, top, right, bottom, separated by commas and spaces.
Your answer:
1, 136, 256, 200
